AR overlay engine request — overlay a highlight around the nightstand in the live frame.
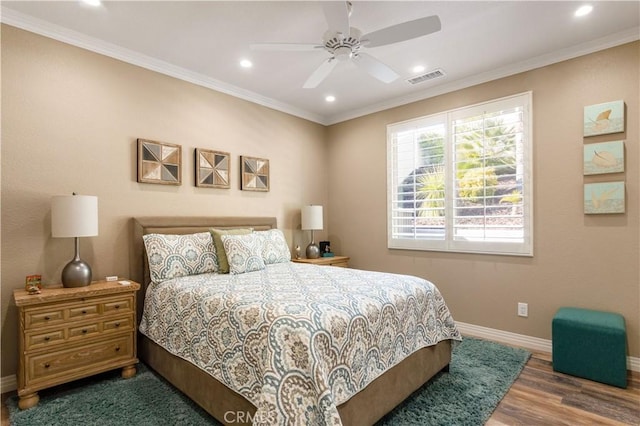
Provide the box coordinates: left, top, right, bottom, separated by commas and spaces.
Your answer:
292, 255, 350, 268
13, 280, 140, 409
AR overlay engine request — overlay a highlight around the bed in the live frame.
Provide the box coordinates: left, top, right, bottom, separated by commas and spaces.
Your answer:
130, 216, 460, 426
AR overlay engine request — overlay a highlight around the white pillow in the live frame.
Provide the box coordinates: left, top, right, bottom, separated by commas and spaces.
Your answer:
256, 229, 291, 264
221, 233, 266, 274
143, 232, 218, 283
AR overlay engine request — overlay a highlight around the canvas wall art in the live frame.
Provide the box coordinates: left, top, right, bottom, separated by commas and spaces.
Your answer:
137, 139, 182, 185
195, 149, 230, 188
583, 140, 624, 175
583, 100, 625, 137
584, 181, 625, 214
240, 156, 269, 192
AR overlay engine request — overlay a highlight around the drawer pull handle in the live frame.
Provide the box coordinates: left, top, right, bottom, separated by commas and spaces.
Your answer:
44, 363, 50, 369
44, 336, 50, 341
81, 310, 87, 315
82, 329, 88, 334
115, 346, 121, 352
114, 322, 120, 328
114, 305, 120, 309
44, 316, 50, 321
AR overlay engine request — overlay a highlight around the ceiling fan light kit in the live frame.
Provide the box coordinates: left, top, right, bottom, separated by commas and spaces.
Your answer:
250, 1, 441, 89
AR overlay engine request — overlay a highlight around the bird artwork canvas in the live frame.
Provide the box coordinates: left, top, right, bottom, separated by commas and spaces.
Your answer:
584, 181, 625, 214
584, 100, 625, 137
583, 140, 624, 175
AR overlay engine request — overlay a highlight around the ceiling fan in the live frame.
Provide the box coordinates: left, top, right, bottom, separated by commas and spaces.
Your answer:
250, 2, 441, 88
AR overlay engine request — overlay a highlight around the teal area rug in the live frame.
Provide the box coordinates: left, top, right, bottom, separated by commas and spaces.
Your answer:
7, 337, 530, 425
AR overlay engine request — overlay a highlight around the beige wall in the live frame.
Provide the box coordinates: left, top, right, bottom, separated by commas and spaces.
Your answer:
1, 25, 328, 377
2, 24, 638, 382
326, 41, 640, 357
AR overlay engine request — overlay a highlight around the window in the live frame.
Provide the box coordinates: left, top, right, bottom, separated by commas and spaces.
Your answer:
387, 92, 532, 256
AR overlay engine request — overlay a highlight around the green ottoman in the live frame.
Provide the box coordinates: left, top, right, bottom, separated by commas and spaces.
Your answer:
552, 307, 627, 388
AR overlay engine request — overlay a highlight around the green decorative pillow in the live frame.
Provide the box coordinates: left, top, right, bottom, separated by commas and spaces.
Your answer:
209, 228, 253, 273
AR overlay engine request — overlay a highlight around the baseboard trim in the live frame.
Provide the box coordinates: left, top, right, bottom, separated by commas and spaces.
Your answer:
2, 323, 637, 391
456, 321, 640, 373
1, 375, 17, 394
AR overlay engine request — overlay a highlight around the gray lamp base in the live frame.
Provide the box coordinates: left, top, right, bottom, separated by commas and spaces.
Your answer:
61, 259, 92, 287
306, 242, 320, 259
61, 237, 92, 287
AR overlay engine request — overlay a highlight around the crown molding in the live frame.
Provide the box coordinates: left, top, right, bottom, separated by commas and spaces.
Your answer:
324, 26, 640, 125
2, 6, 637, 127
0, 6, 327, 125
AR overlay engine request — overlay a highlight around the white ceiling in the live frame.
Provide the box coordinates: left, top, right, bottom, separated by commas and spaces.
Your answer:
2, 1, 639, 125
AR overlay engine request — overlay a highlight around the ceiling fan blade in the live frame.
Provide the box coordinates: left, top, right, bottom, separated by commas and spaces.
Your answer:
322, 1, 350, 36
353, 53, 399, 83
250, 43, 323, 52
362, 15, 441, 48
303, 58, 337, 88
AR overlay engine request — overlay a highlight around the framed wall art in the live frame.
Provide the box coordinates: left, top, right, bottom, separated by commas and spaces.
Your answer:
583, 140, 624, 175
137, 139, 182, 185
195, 148, 230, 188
584, 181, 625, 214
240, 156, 269, 192
583, 100, 625, 137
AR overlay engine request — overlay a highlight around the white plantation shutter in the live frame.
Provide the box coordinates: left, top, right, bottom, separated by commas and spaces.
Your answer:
388, 92, 533, 256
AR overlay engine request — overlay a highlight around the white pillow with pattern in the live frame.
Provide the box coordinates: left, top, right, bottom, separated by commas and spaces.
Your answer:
143, 232, 218, 283
255, 229, 291, 264
221, 233, 266, 274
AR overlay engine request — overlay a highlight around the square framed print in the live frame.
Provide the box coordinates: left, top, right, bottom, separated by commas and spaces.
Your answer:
584, 181, 625, 214
583, 100, 625, 137
583, 140, 624, 175
240, 156, 269, 192
195, 148, 230, 188
137, 139, 182, 185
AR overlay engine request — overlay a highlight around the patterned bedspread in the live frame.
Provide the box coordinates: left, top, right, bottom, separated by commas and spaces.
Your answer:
139, 262, 460, 425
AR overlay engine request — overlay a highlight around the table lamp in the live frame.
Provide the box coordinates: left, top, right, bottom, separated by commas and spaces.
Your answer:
51, 193, 98, 287
301, 205, 323, 259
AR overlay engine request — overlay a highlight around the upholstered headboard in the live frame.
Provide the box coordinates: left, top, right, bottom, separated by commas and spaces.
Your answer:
130, 216, 277, 319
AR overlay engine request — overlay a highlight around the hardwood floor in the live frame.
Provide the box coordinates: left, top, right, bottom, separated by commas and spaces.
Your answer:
2, 351, 638, 425
488, 351, 639, 425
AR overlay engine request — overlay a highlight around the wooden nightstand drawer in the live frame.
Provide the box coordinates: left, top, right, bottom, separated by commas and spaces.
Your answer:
27, 335, 134, 384
25, 309, 65, 328
102, 298, 132, 314
26, 330, 65, 349
68, 322, 100, 339
68, 303, 100, 319
103, 315, 134, 333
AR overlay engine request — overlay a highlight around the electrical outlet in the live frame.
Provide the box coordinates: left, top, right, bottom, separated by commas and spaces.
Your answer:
517, 302, 528, 317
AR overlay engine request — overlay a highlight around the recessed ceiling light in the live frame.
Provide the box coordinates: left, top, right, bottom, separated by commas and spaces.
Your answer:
81, 0, 102, 6
325, 95, 336, 103
575, 5, 593, 17
240, 59, 253, 69
412, 65, 426, 74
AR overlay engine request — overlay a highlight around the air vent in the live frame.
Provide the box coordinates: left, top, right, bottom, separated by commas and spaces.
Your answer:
406, 68, 446, 85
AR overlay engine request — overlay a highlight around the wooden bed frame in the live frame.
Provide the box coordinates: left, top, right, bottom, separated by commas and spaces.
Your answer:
130, 216, 452, 426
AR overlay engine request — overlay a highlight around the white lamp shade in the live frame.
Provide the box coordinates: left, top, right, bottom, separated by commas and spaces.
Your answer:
51, 195, 99, 237
301, 205, 323, 231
